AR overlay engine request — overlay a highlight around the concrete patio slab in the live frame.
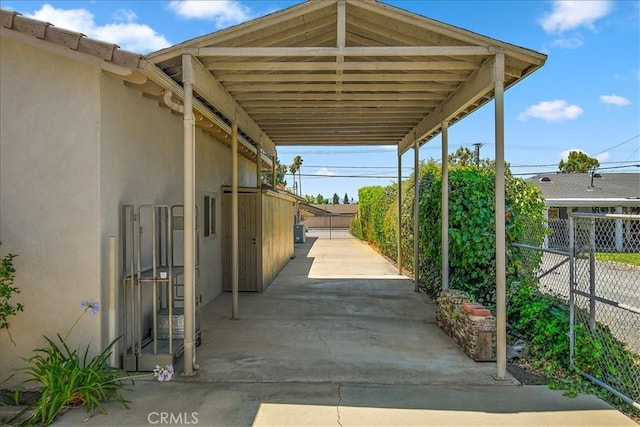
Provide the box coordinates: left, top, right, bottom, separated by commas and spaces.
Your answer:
55, 236, 636, 426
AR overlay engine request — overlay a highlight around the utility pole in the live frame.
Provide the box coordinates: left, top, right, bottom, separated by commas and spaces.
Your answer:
472, 142, 484, 166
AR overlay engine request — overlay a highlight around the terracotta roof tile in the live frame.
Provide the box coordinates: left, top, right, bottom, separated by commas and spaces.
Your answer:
1, 8, 144, 69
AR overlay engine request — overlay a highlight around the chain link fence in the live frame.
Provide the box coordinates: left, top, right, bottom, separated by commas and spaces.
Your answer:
569, 213, 639, 408
514, 212, 639, 409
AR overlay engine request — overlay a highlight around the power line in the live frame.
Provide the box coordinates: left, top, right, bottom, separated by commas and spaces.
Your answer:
591, 134, 640, 157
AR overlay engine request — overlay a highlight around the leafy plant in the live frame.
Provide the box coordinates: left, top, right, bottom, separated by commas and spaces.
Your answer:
1, 253, 24, 345
14, 299, 173, 426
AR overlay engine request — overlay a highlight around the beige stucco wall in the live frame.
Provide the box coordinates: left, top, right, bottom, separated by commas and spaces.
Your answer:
0, 35, 259, 380
0, 37, 102, 383
99, 74, 258, 325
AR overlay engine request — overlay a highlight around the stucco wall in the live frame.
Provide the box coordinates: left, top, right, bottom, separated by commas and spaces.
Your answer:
0, 35, 259, 380
98, 74, 258, 354
0, 37, 102, 383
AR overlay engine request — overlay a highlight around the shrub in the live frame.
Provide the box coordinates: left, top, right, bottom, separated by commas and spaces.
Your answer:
0, 253, 24, 344
14, 299, 173, 426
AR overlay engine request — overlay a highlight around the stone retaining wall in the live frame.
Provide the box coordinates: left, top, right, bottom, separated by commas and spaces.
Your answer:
436, 289, 496, 361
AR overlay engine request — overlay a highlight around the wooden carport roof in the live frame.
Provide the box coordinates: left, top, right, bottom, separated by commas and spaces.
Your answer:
147, 0, 546, 155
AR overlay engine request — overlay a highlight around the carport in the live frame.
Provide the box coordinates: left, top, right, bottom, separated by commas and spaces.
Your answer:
143, 0, 546, 379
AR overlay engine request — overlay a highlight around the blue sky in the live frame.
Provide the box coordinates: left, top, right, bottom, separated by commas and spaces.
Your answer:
2, 0, 638, 201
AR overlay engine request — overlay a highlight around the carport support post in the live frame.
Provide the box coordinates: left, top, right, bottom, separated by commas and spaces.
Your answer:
494, 53, 507, 380
397, 151, 402, 274
182, 54, 196, 376
413, 139, 420, 291
441, 121, 449, 290
232, 123, 239, 319
256, 137, 262, 188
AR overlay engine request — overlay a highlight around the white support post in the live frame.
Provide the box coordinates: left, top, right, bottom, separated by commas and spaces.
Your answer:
397, 151, 403, 274
256, 137, 262, 188
494, 53, 507, 380
232, 123, 239, 320
441, 121, 449, 290
413, 139, 420, 291
182, 54, 196, 376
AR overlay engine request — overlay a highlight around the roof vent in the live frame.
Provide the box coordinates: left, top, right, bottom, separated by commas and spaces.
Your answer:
539, 177, 551, 183
593, 173, 602, 178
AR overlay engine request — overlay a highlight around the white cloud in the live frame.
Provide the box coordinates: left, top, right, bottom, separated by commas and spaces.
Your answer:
316, 167, 336, 176
540, 0, 612, 34
518, 100, 583, 122
27, 4, 170, 53
595, 152, 610, 162
600, 94, 631, 106
550, 35, 584, 49
381, 145, 397, 151
167, 0, 252, 28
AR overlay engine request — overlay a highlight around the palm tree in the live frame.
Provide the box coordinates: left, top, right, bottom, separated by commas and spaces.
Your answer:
290, 155, 303, 195
289, 163, 298, 194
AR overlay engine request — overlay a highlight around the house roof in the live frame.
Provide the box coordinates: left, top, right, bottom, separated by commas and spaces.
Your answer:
147, 0, 546, 154
0, 9, 145, 70
526, 173, 640, 207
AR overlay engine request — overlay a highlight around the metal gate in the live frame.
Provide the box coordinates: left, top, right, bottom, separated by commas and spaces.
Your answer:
568, 212, 639, 409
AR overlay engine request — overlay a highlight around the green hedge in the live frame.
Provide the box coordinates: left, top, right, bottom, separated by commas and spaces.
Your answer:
353, 162, 546, 308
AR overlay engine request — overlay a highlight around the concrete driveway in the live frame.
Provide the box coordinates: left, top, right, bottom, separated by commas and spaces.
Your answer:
56, 236, 635, 426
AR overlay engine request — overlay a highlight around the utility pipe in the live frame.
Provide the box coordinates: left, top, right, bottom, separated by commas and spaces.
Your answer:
182, 54, 196, 376
413, 139, 420, 291
163, 90, 184, 113
494, 53, 507, 380
441, 121, 449, 290
108, 236, 117, 367
232, 123, 239, 319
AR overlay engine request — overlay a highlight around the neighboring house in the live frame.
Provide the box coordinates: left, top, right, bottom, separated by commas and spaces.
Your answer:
0, 10, 294, 378
301, 203, 358, 229
526, 173, 640, 251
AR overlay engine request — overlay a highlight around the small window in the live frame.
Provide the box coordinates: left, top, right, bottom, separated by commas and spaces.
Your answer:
203, 193, 217, 239
548, 208, 559, 219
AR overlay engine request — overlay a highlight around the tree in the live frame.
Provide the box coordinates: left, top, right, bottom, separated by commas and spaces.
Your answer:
304, 194, 316, 203
332, 193, 340, 204
448, 147, 493, 167
316, 194, 325, 204
448, 147, 475, 167
261, 159, 287, 188
343, 193, 350, 204
558, 151, 599, 173
289, 155, 304, 195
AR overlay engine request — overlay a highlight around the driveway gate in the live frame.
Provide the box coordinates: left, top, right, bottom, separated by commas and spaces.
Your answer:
568, 212, 639, 410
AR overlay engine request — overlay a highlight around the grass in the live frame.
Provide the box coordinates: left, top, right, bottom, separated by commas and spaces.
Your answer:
596, 252, 640, 266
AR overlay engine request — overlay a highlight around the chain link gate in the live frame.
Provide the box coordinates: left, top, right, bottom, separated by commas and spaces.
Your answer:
569, 212, 640, 410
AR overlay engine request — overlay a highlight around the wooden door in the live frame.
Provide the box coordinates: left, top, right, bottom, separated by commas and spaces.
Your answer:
222, 190, 260, 291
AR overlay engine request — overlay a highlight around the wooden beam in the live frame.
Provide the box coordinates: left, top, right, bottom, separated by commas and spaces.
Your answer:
194, 46, 493, 57
214, 72, 467, 82
146, 0, 334, 63
187, 55, 275, 156
226, 82, 454, 93
233, 92, 446, 101
248, 107, 431, 115
207, 61, 478, 71
398, 56, 496, 153
243, 100, 436, 108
